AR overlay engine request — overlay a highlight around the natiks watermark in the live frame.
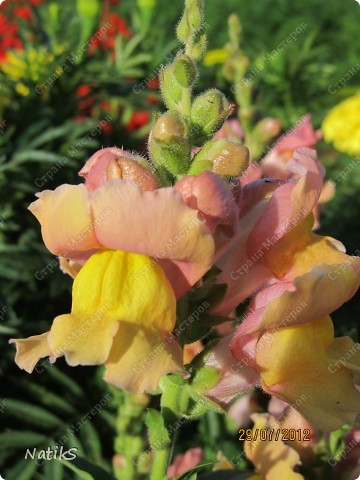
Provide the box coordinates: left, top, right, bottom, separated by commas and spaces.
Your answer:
25, 446, 77, 463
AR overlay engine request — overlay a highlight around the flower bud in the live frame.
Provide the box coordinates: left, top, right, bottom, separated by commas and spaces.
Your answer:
228, 13, 241, 47
186, 31, 207, 61
160, 64, 182, 112
173, 54, 197, 88
79, 147, 159, 191
190, 89, 232, 144
189, 139, 249, 176
149, 112, 191, 175
253, 118, 281, 143
239, 105, 254, 123
152, 111, 186, 143
176, 0, 203, 43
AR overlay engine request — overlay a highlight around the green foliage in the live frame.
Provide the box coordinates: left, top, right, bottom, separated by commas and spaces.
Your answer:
61, 456, 116, 480
0, 363, 117, 479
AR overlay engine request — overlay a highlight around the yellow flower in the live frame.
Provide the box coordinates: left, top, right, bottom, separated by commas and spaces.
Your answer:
322, 92, 360, 155
244, 414, 304, 480
203, 49, 229, 67
10, 250, 183, 393
0, 46, 64, 96
15, 83, 30, 96
256, 316, 360, 431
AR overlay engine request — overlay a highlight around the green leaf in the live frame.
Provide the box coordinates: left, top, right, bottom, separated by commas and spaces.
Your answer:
27, 124, 79, 149
46, 366, 84, 397
0, 430, 48, 448
43, 460, 64, 480
198, 471, 253, 479
76, 0, 100, 46
145, 408, 171, 450
0, 324, 17, 334
186, 390, 224, 417
176, 461, 214, 480
190, 367, 220, 391
15, 380, 76, 416
78, 420, 103, 463
6, 458, 38, 480
3, 399, 62, 428
60, 456, 116, 480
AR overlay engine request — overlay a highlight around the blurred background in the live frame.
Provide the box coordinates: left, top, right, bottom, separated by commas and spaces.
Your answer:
0, 0, 359, 478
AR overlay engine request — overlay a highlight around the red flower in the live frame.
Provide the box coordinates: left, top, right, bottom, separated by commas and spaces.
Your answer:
126, 110, 151, 131
88, 13, 131, 54
0, 14, 23, 60
100, 121, 113, 135
76, 85, 92, 97
109, 13, 131, 38
13, 7, 32, 21
147, 78, 159, 90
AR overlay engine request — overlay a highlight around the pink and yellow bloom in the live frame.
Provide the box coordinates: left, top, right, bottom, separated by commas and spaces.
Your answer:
244, 414, 304, 480
203, 148, 360, 431
10, 147, 240, 393
11, 250, 183, 392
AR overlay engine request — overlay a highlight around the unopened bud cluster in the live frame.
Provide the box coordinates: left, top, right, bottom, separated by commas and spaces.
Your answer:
148, 0, 249, 182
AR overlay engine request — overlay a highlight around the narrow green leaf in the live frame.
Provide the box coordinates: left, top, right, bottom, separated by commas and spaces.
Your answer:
28, 124, 78, 149
43, 460, 64, 480
6, 458, 38, 480
12, 150, 65, 163
76, 0, 100, 46
15, 380, 76, 415
145, 409, 171, 450
3, 399, 62, 428
198, 471, 253, 479
78, 421, 103, 463
46, 366, 84, 397
60, 456, 116, 480
0, 430, 48, 448
176, 461, 214, 480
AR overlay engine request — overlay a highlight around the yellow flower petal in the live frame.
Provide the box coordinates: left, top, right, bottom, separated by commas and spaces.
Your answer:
256, 317, 360, 431
213, 451, 235, 471
203, 49, 229, 66
322, 92, 360, 155
70, 250, 175, 330
9, 333, 51, 373
245, 414, 303, 480
104, 323, 182, 393
48, 313, 120, 366
259, 263, 360, 331
263, 214, 354, 278
48, 249, 176, 364
11, 250, 182, 392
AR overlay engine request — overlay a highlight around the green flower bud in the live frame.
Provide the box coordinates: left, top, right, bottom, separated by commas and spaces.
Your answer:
186, 31, 207, 61
239, 106, 255, 122
159, 64, 182, 112
228, 13, 242, 47
177, 0, 203, 43
176, 13, 191, 43
189, 139, 249, 176
152, 111, 186, 143
149, 111, 191, 175
173, 54, 197, 88
253, 117, 282, 143
190, 89, 232, 144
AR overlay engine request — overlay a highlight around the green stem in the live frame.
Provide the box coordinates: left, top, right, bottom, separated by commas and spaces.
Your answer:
150, 448, 170, 480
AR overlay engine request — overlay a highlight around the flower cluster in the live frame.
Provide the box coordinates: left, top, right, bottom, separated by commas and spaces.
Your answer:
9, 0, 360, 463
322, 91, 360, 156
